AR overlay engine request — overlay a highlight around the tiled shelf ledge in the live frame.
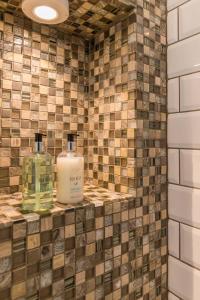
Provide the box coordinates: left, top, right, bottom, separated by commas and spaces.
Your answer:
0, 185, 135, 299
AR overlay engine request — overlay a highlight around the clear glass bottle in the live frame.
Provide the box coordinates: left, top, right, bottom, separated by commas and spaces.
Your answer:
57, 133, 84, 204
22, 133, 53, 213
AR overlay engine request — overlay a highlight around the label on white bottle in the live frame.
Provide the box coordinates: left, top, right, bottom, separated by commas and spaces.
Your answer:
57, 156, 84, 204
69, 175, 82, 201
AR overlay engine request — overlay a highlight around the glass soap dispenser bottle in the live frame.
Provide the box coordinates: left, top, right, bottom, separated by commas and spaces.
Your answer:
57, 133, 84, 204
22, 133, 53, 213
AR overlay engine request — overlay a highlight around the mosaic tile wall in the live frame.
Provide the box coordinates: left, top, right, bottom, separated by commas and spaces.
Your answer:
88, 0, 168, 298
0, 1, 167, 299
88, 11, 137, 195
0, 185, 135, 299
0, 0, 135, 39
0, 12, 89, 194
134, 0, 167, 299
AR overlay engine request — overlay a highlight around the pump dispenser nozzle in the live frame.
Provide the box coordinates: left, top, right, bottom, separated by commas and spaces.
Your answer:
35, 133, 46, 153
67, 133, 79, 152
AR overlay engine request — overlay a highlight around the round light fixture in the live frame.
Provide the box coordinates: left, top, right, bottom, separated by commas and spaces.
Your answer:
34, 6, 58, 21
22, 0, 69, 24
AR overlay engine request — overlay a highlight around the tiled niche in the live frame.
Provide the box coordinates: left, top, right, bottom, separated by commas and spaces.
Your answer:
0, 1, 167, 298
0, 12, 89, 194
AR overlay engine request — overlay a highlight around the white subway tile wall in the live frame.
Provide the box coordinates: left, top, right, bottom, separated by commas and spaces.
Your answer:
179, 0, 200, 39
180, 150, 200, 188
168, 184, 200, 228
168, 34, 200, 78
180, 72, 200, 111
168, 220, 180, 258
169, 256, 200, 300
181, 224, 200, 269
168, 111, 200, 148
168, 149, 179, 183
168, 78, 179, 112
168, 0, 200, 298
168, 0, 189, 11
168, 9, 178, 44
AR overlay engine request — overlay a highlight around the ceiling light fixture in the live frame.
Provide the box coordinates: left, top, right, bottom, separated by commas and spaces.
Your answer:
34, 6, 58, 21
22, 0, 69, 24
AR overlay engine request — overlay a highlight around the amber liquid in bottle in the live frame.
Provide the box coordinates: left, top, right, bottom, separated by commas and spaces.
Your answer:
22, 134, 53, 213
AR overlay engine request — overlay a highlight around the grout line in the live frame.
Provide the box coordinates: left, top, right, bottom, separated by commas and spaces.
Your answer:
168, 26, 200, 47
169, 290, 183, 300
179, 220, 181, 259
168, 147, 200, 151
178, 149, 180, 185
168, 181, 200, 191
166, 8, 169, 296
168, 108, 200, 114
169, 216, 200, 231
167, 0, 191, 13
177, 6, 180, 42
168, 69, 200, 80
169, 253, 200, 273
178, 76, 181, 113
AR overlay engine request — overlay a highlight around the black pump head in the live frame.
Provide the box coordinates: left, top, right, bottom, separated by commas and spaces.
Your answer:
35, 133, 46, 143
67, 133, 79, 151
67, 134, 75, 142
67, 133, 79, 142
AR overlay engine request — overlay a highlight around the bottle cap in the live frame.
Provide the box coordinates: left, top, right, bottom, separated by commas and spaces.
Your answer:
35, 133, 46, 143
67, 133, 79, 142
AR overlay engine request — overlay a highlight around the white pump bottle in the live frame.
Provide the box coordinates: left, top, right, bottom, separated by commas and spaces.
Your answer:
57, 134, 84, 204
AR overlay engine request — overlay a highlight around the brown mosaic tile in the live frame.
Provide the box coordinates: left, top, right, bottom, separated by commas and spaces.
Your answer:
0, 185, 136, 299
0, 1, 135, 39
87, 12, 137, 194
0, 12, 89, 194
0, 1, 167, 299
86, 1, 167, 299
